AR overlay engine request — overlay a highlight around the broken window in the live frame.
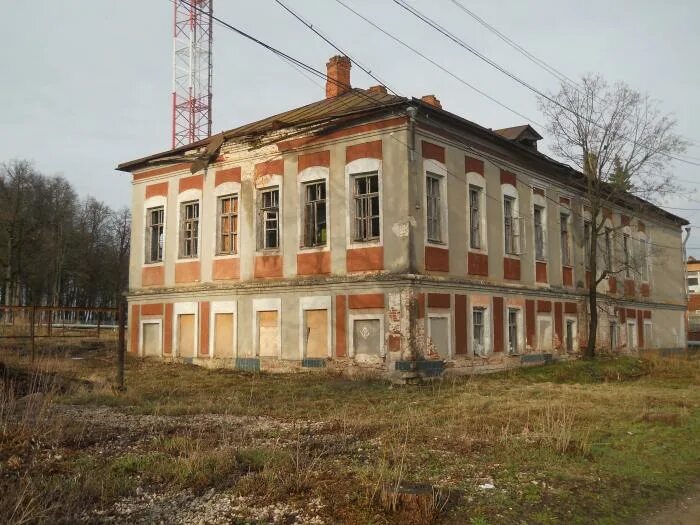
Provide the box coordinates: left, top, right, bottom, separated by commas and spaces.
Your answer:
560, 212, 570, 266
534, 205, 545, 260
146, 206, 164, 263
258, 188, 279, 250
352, 173, 380, 242
180, 201, 199, 258
303, 181, 327, 247
469, 185, 482, 249
217, 194, 239, 255
504, 196, 517, 255
426, 174, 442, 243
473, 307, 486, 356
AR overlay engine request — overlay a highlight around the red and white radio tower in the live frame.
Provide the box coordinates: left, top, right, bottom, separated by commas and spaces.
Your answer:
172, 0, 213, 148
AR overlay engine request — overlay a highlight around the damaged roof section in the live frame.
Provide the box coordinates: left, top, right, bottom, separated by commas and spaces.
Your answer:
116, 88, 407, 172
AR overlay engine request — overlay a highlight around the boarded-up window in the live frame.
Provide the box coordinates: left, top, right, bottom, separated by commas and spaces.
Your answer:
538, 316, 552, 351
142, 322, 161, 357
258, 310, 279, 357
353, 319, 381, 356
214, 313, 234, 357
428, 317, 449, 359
178, 314, 195, 357
643, 322, 652, 348
304, 309, 328, 358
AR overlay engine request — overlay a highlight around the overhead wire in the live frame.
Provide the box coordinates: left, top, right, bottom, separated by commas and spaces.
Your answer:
391, 0, 700, 167
332, 0, 543, 127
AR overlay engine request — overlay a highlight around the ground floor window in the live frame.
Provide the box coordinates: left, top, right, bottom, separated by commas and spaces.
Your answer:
304, 309, 329, 358
351, 316, 383, 357
214, 312, 235, 358
537, 315, 552, 351
141, 321, 162, 357
609, 321, 618, 351
257, 311, 280, 357
643, 321, 653, 349
626, 320, 637, 350
428, 315, 450, 359
507, 308, 521, 355
177, 314, 196, 357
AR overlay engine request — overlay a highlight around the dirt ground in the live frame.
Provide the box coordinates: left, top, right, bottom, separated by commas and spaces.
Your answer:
638, 484, 700, 525
2, 346, 700, 524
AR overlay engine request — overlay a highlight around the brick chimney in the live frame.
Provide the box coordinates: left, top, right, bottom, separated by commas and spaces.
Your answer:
421, 95, 442, 109
326, 55, 352, 98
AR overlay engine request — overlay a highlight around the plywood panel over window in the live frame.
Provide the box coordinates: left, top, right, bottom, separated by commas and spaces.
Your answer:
538, 317, 553, 351
258, 311, 280, 357
178, 314, 196, 357
353, 319, 381, 356
429, 317, 449, 359
214, 313, 234, 358
143, 323, 161, 357
304, 309, 328, 358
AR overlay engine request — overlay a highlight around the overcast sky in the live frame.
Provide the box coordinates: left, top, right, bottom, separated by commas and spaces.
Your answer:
2, 0, 699, 252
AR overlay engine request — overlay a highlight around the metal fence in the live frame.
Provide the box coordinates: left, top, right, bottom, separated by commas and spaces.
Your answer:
0, 305, 120, 339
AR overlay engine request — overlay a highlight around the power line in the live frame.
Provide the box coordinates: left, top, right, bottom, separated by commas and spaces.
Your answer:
332, 0, 543, 127
273, 0, 400, 97
391, 0, 700, 168
448, 0, 581, 92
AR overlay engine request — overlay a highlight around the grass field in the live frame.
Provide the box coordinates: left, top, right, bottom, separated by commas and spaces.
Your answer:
1, 345, 699, 524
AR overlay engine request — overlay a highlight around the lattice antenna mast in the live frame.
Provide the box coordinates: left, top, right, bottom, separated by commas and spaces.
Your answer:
172, 0, 213, 148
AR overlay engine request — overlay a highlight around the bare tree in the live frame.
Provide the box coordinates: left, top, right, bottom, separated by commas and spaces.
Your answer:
539, 75, 688, 358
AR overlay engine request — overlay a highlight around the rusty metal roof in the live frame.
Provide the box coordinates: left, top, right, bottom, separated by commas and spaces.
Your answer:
117, 88, 406, 172
494, 124, 543, 141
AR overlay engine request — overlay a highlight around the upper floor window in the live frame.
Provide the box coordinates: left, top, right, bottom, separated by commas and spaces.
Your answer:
303, 181, 327, 248
180, 201, 199, 258
217, 194, 238, 255
504, 196, 518, 255
534, 205, 545, 260
258, 187, 280, 250
469, 185, 482, 250
583, 220, 592, 269
604, 227, 613, 272
640, 237, 650, 281
352, 172, 380, 242
560, 212, 571, 266
426, 174, 443, 243
623, 233, 631, 278
146, 206, 164, 263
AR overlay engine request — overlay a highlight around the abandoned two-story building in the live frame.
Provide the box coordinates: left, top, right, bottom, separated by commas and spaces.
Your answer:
117, 55, 688, 375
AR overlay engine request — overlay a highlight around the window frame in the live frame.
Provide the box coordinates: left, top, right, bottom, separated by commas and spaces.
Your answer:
301, 180, 328, 249
346, 158, 383, 249
252, 297, 282, 358
560, 210, 571, 267
179, 199, 200, 259
216, 193, 239, 256
467, 172, 487, 253
145, 204, 165, 264
427, 312, 452, 359
502, 183, 520, 257
257, 186, 280, 252
471, 305, 491, 357
425, 173, 443, 244
506, 307, 523, 355
351, 171, 381, 243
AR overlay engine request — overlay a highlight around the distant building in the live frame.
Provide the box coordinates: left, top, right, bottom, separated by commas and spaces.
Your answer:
117, 55, 688, 376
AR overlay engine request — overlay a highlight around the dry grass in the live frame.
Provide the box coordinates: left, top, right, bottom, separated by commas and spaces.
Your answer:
1, 345, 700, 524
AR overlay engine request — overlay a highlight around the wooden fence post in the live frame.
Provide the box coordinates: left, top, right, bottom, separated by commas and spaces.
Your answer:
117, 299, 126, 391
